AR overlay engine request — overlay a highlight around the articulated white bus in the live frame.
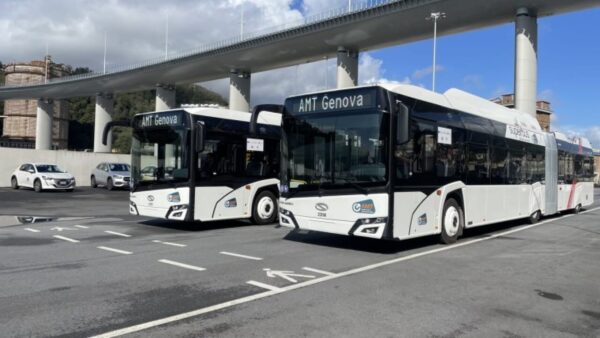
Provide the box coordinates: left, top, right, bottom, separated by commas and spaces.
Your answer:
277, 84, 594, 243
114, 106, 282, 224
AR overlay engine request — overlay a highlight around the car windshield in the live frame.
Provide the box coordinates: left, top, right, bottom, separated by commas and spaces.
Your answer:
109, 164, 130, 172
36, 165, 64, 173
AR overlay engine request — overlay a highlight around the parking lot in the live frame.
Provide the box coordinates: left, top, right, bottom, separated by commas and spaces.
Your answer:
0, 187, 599, 337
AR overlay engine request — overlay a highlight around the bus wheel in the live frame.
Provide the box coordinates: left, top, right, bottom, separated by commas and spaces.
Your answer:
252, 190, 277, 225
574, 204, 581, 214
528, 210, 541, 224
440, 198, 462, 244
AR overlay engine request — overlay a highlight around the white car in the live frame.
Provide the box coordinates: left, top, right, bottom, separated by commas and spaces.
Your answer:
11, 163, 76, 192
91, 162, 131, 190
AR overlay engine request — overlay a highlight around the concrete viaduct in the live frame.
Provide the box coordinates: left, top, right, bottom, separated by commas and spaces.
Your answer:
0, 0, 598, 152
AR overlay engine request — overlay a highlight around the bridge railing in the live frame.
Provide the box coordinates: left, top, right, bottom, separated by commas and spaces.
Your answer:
0, 0, 402, 88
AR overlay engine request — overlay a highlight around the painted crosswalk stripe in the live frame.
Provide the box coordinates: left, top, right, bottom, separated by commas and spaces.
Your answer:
158, 259, 205, 271
53, 235, 79, 243
24, 228, 40, 233
74, 225, 89, 229
97, 246, 132, 255
104, 231, 131, 238
152, 240, 186, 247
220, 251, 263, 261
302, 267, 336, 276
246, 280, 282, 292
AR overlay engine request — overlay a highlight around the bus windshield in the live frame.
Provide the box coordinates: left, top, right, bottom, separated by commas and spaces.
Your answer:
282, 109, 389, 193
131, 126, 190, 189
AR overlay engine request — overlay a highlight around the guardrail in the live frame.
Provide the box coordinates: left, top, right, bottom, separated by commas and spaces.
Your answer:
0, 0, 404, 88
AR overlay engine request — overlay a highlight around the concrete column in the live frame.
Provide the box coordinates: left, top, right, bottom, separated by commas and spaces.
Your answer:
156, 84, 176, 110
94, 93, 114, 153
229, 70, 251, 112
514, 8, 537, 117
35, 99, 53, 150
337, 47, 358, 89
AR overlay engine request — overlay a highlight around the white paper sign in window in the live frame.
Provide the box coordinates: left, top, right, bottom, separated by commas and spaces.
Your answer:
438, 127, 452, 145
246, 138, 264, 152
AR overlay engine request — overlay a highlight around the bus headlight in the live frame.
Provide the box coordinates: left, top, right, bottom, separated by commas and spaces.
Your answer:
167, 192, 181, 203
357, 217, 387, 225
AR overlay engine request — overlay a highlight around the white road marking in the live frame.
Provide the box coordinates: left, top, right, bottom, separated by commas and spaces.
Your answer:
24, 228, 40, 233
53, 235, 79, 243
91, 206, 600, 338
220, 251, 263, 261
302, 267, 336, 276
74, 225, 89, 229
264, 268, 315, 283
152, 240, 187, 247
158, 259, 205, 271
104, 231, 131, 238
97, 246, 132, 255
246, 280, 282, 292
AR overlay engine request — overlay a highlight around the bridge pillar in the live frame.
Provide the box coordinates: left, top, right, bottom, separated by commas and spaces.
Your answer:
156, 84, 176, 110
514, 8, 537, 118
229, 70, 251, 112
94, 93, 114, 153
337, 48, 358, 89
35, 99, 53, 150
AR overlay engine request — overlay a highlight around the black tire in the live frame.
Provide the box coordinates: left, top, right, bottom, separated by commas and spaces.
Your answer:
106, 178, 113, 191
91, 176, 97, 188
440, 198, 463, 244
573, 204, 581, 214
11, 176, 19, 190
528, 210, 541, 224
252, 190, 278, 225
34, 179, 43, 193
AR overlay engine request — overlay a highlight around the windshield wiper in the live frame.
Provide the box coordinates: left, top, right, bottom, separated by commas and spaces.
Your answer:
336, 176, 369, 195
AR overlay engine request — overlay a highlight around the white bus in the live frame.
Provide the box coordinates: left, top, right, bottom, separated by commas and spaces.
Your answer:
277, 84, 595, 243
109, 106, 282, 224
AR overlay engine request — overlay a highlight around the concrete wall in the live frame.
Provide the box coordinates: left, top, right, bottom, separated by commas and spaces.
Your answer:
0, 147, 129, 187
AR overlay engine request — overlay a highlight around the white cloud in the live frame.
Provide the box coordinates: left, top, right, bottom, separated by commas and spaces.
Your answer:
412, 65, 444, 80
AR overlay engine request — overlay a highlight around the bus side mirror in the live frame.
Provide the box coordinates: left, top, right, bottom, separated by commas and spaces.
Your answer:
396, 102, 409, 144
195, 123, 206, 152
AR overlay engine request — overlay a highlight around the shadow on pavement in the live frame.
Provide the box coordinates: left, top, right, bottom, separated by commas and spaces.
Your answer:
138, 218, 254, 232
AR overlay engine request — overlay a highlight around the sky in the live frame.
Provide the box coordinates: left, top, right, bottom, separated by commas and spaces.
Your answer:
0, 0, 599, 146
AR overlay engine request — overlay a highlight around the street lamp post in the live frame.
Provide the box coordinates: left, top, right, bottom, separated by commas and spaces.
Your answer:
427, 12, 446, 92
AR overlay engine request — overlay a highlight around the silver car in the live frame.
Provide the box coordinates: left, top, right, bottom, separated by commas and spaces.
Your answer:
91, 162, 131, 190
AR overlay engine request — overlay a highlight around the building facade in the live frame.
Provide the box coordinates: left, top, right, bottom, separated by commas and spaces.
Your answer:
1, 57, 69, 149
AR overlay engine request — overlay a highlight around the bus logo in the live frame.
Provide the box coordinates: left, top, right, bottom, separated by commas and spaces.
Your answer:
352, 199, 375, 214
147, 195, 155, 202
315, 203, 329, 212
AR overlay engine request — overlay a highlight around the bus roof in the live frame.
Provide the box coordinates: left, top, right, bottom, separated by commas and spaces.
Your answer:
379, 83, 543, 131
287, 83, 542, 131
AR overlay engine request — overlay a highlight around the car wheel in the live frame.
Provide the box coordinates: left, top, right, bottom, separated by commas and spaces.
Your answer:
11, 176, 19, 190
34, 179, 43, 193
252, 190, 278, 225
440, 198, 463, 244
106, 178, 113, 191
91, 175, 97, 188
528, 210, 541, 224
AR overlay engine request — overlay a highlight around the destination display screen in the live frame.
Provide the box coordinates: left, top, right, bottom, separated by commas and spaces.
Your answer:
134, 110, 187, 129
286, 87, 379, 114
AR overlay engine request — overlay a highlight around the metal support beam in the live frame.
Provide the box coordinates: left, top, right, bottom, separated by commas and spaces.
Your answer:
337, 47, 358, 89
35, 99, 53, 150
156, 84, 176, 110
514, 7, 538, 117
94, 93, 114, 153
229, 70, 251, 112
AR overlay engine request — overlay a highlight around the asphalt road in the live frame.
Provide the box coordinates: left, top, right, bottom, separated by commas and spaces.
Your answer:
0, 188, 598, 337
